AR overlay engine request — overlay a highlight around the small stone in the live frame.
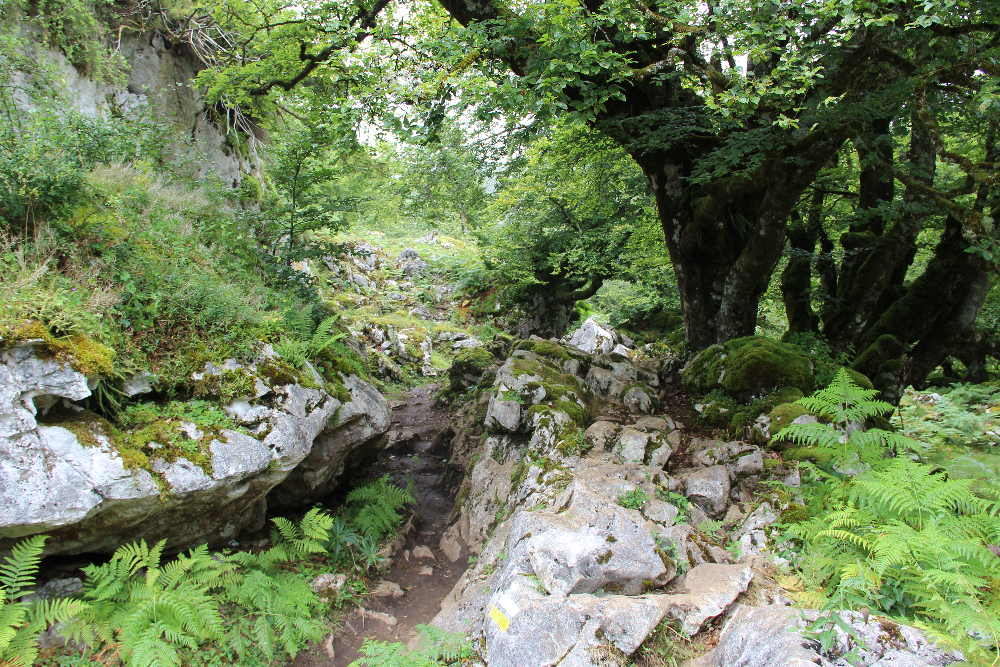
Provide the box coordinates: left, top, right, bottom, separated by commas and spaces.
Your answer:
373, 580, 404, 598
412, 545, 436, 560
362, 609, 398, 626
584, 421, 619, 452
439, 533, 462, 562
649, 443, 672, 469
311, 573, 348, 601
734, 451, 764, 476
634, 416, 670, 433
623, 385, 654, 414
418, 565, 434, 575
685, 465, 731, 517
616, 427, 649, 464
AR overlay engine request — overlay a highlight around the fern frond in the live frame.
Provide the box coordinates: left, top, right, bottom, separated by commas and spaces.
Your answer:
0, 534, 46, 595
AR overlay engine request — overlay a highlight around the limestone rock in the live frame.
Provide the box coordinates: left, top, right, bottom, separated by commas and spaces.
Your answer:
648, 443, 672, 469
691, 605, 964, 667
685, 466, 731, 517
615, 428, 649, 464
413, 545, 436, 560
566, 318, 618, 355
623, 385, 654, 414
583, 421, 619, 452
311, 573, 349, 602
374, 580, 404, 598
0, 347, 388, 557
633, 416, 671, 433
485, 397, 522, 433
269, 373, 391, 507
397, 248, 429, 277
668, 564, 754, 635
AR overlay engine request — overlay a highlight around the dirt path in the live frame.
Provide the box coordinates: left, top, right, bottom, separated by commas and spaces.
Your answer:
298, 383, 468, 667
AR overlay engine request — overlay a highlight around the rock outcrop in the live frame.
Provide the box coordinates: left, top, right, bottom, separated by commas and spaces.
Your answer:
431, 340, 757, 665
692, 605, 963, 667
0, 344, 389, 556
14, 32, 260, 187
429, 337, 959, 666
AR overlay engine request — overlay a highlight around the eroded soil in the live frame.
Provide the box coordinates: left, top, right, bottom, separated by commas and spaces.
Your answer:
296, 383, 468, 667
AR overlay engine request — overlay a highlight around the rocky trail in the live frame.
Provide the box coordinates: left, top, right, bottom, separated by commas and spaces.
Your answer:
298, 383, 470, 667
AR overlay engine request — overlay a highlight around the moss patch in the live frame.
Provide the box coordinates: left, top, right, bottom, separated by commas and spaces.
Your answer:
682, 336, 814, 401
769, 403, 809, 434
0, 320, 115, 377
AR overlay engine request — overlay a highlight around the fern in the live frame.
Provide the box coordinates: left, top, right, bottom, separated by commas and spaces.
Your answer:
775, 368, 919, 474
805, 457, 1000, 664
218, 509, 332, 661
310, 314, 346, 355
276, 337, 309, 367
0, 535, 88, 667
347, 475, 416, 540
349, 625, 475, 666
79, 540, 226, 667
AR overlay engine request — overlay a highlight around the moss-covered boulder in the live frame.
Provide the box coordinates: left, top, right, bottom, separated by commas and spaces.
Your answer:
682, 336, 814, 400
697, 395, 738, 429
774, 386, 804, 404
768, 403, 809, 434
446, 346, 496, 397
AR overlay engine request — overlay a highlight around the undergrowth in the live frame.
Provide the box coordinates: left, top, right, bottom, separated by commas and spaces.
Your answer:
775, 370, 1000, 664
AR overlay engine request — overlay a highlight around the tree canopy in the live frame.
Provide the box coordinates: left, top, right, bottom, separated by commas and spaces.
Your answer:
40, 0, 999, 399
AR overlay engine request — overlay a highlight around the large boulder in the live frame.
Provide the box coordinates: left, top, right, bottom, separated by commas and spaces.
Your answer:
267, 373, 391, 508
565, 318, 619, 355
692, 605, 963, 667
681, 336, 814, 401
0, 345, 389, 556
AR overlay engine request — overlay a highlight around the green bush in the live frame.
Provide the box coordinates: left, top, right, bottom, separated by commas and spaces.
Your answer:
778, 370, 1000, 664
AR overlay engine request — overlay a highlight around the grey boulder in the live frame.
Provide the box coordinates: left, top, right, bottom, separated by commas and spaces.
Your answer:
691, 605, 964, 667
685, 465, 731, 517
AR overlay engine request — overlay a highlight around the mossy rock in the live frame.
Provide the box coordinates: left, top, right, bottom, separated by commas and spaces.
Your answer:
784, 446, 834, 465
683, 336, 814, 401
775, 387, 804, 404
780, 503, 809, 524
0, 320, 115, 377
769, 403, 809, 434
699, 396, 737, 429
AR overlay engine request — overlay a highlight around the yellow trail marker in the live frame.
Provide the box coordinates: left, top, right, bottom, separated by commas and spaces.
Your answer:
488, 605, 510, 632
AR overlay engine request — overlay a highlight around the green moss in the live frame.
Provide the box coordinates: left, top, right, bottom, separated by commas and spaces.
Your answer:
0, 320, 115, 377
682, 336, 813, 401
840, 230, 877, 250
775, 387, 804, 404
529, 341, 571, 362
699, 395, 738, 428
258, 360, 301, 386
456, 346, 495, 372
111, 399, 247, 481
780, 503, 809, 524
190, 368, 257, 403
38, 409, 116, 449
769, 403, 809, 434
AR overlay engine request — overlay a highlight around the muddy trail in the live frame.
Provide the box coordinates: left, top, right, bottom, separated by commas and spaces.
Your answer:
297, 383, 468, 667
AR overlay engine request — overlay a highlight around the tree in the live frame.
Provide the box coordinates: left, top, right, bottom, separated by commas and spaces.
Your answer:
194, 0, 999, 396
392, 120, 492, 235
480, 121, 663, 336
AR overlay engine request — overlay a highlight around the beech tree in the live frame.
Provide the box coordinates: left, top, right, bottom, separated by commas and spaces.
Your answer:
193, 0, 999, 397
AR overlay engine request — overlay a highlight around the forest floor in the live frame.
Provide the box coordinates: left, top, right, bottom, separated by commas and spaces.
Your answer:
296, 383, 468, 667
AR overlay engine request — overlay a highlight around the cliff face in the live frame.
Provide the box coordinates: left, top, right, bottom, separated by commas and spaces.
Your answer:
12, 31, 258, 187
